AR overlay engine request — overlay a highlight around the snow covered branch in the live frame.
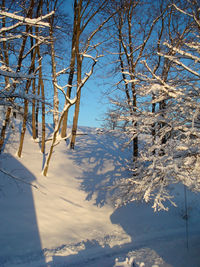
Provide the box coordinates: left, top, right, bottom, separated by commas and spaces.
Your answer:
157, 52, 200, 78
0, 10, 54, 28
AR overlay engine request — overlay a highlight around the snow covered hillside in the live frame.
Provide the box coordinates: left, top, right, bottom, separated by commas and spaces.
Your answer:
0, 121, 200, 267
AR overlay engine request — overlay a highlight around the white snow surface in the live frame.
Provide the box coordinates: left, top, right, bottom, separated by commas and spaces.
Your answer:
0, 122, 200, 267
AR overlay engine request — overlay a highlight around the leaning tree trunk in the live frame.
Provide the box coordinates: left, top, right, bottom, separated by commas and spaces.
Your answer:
43, 102, 72, 176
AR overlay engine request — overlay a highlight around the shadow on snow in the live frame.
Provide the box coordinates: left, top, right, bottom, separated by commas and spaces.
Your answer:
57, 129, 200, 267
0, 153, 46, 266
67, 130, 132, 207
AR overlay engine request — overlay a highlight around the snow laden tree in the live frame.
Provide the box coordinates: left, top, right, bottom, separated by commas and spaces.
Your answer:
104, 0, 169, 161
110, 0, 200, 211
0, 0, 54, 154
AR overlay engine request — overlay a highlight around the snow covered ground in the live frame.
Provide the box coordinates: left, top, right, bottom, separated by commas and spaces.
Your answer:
0, 121, 200, 267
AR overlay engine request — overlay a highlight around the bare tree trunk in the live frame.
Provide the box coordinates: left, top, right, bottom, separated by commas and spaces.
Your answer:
32, 78, 37, 139
46, 0, 59, 128
49, 21, 59, 128
60, 46, 76, 138
61, 0, 78, 138
35, 83, 40, 139
117, 6, 138, 159
41, 84, 45, 154
127, 6, 138, 159
70, 87, 81, 149
30, 26, 37, 140
70, 0, 82, 149
17, 98, 29, 158
36, 0, 46, 152
37, 46, 45, 153
16, 0, 35, 72
17, 50, 37, 157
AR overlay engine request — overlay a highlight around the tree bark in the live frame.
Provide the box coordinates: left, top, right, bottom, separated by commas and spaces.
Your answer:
61, 0, 78, 138
49, 20, 59, 128
70, 0, 82, 149
37, 45, 46, 153
32, 78, 37, 139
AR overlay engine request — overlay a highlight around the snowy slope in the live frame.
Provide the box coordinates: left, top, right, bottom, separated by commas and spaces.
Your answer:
0, 121, 200, 267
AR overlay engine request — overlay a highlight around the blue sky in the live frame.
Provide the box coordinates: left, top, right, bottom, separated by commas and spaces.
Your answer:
67, 77, 109, 128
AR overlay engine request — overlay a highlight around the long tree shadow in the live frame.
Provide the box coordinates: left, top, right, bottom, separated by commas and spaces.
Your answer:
0, 153, 46, 266
67, 128, 132, 206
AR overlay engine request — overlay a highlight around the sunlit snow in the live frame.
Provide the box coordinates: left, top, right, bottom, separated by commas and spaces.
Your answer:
0, 121, 200, 266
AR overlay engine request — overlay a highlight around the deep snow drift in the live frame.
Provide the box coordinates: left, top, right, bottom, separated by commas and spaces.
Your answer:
0, 121, 200, 267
